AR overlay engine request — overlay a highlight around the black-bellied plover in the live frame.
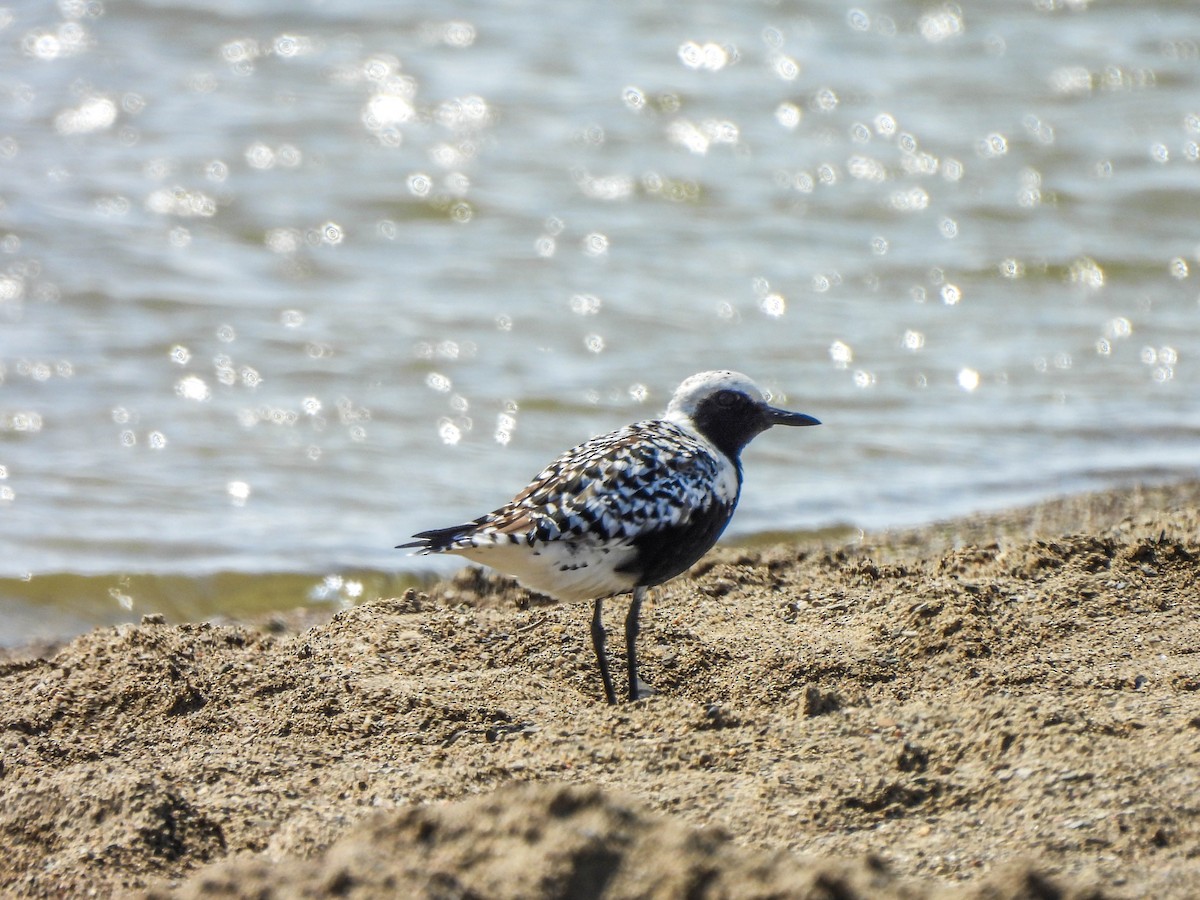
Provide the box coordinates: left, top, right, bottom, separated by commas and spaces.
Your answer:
399, 370, 820, 704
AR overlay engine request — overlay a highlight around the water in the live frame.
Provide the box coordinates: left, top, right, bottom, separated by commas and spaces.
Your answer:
2, 1, 1198, 644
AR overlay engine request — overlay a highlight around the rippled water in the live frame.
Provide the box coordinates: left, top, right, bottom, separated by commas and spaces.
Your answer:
2, 1, 1198, 643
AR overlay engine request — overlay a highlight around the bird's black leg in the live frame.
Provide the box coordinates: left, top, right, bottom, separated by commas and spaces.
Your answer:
625, 586, 655, 701
592, 598, 617, 705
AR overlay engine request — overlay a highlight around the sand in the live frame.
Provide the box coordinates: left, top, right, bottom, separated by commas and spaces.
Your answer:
3, 482, 1200, 898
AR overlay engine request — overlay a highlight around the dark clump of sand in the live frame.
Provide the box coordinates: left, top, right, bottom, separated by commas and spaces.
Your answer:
3, 482, 1200, 898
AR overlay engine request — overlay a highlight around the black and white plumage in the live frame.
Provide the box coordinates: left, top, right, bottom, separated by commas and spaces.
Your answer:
399, 370, 820, 704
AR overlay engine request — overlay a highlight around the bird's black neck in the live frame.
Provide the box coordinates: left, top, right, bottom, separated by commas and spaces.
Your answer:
687, 392, 771, 462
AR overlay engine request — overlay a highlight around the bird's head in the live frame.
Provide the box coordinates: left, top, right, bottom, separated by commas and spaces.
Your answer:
664, 370, 820, 459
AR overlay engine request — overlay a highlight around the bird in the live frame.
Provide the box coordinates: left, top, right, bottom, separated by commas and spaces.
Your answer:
398, 370, 820, 704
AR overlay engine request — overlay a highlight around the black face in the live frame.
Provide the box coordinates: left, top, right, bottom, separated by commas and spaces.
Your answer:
690, 389, 773, 460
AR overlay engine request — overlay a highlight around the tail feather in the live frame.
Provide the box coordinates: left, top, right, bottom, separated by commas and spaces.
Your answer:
396, 522, 478, 553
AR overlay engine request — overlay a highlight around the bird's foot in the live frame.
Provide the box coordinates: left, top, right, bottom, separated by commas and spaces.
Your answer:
630, 677, 657, 702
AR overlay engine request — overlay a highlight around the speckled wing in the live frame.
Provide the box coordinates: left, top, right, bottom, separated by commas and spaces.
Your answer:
403, 420, 738, 553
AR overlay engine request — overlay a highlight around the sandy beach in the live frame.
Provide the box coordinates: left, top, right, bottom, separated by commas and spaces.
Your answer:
2, 481, 1199, 898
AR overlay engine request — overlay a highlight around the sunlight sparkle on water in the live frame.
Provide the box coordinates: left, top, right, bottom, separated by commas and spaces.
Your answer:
494, 412, 516, 445
109, 587, 133, 612
436, 340, 465, 360
1022, 115, 1055, 145
829, 340, 853, 368
813, 88, 838, 112
145, 187, 216, 218
245, 142, 275, 169
890, 187, 929, 212
265, 228, 300, 254
24, 22, 91, 61
424, 372, 452, 393
436, 96, 491, 129
1142, 346, 1178, 384
1104, 317, 1133, 340
771, 54, 800, 81
5, 412, 44, 433
678, 41, 731, 71
214, 355, 236, 386
666, 119, 737, 155
759, 293, 786, 317
1069, 257, 1105, 290
574, 171, 635, 201
55, 96, 116, 135
622, 86, 646, 111
775, 103, 801, 129
570, 294, 602, 315
438, 20, 477, 49
407, 173, 432, 197
919, 6, 965, 43
0, 275, 17, 304
272, 33, 315, 58
220, 37, 260, 74
582, 233, 609, 256
999, 258, 1024, 279
175, 376, 210, 402
847, 156, 886, 182
977, 133, 1008, 158
363, 92, 415, 141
